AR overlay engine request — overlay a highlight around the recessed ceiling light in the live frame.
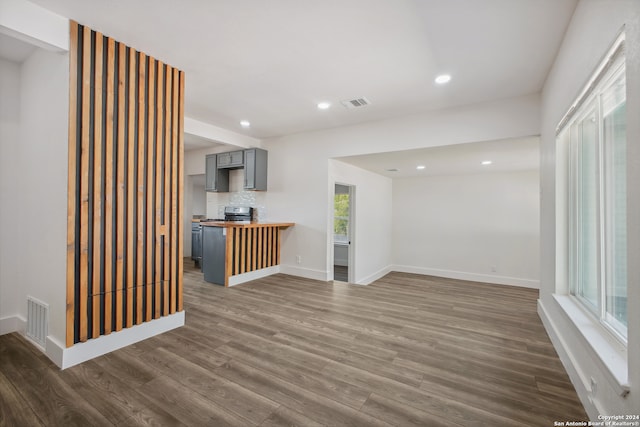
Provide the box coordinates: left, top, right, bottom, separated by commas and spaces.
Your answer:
481, 160, 492, 165
416, 165, 426, 170
435, 74, 451, 85
240, 120, 251, 128
317, 102, 331, 110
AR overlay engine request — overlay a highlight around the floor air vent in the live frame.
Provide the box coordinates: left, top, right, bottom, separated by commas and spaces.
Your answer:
27, 296, 48, 348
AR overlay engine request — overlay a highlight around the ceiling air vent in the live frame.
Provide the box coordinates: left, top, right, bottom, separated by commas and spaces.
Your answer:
341, 97, 370, 109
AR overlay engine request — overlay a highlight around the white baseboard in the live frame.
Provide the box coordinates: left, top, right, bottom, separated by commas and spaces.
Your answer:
356, 265, 393, 285
0, 315, 26, 336
47, 311, 185, 370
392, 265, 539, 289
537, 299, 598, 419
280, 264, 329, 282
228, 266, 280, 286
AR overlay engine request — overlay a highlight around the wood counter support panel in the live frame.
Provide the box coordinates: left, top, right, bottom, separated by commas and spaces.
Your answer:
221, 224, 286, 287
66, 21, 184, 347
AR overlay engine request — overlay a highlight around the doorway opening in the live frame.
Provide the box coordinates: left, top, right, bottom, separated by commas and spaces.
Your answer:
333, 183, 354, 282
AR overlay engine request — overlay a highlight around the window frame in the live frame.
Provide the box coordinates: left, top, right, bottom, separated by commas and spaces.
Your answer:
557, 33, 627, 345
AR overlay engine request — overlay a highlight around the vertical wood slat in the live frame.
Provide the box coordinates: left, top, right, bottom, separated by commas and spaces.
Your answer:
67, 22, 184, 344
115, 41, 126, 332
272, 227, 277, 266
92, 31, 103, 339
104, 37, 115, 335
252, 229, 257, 271
135, 51, 146, 326
154, 60, 164, 319
170, 67, 179, 313
177, 71, 185, 312
125, 47, 136, 329
163, 65, 171, 315
240, 228, 246, 274
247, 229, 252, 272
257, 228, 262, 270
79, 24, 92, 343
262, 227, 268, 267
145, 57, 155, 322
234, 228, 240, 276
66, 22, 79, 347
276, 228, 281, 265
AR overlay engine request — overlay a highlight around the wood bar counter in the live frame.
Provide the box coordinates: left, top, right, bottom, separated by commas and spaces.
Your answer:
200, 221, 294, 287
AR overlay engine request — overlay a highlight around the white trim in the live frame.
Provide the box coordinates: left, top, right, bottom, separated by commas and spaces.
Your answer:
356, 265, 393, 285
280, 264, 329, 282
0, 314, 26, 336
537, 298, 599, 420
228, 266, 280, 286
50, 311, 185, 369
392, 265, 539, 289
555, 31, 625, 134
552, 294, 629, 396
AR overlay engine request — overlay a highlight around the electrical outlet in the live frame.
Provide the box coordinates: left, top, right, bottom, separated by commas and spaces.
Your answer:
296, 255, 302, 264
490, 265, 497, 273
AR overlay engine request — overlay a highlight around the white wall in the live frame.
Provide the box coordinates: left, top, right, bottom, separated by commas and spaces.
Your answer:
192, 183, 206, 215
183, 146, 230, 258
329, 160, 393, 284
0, 57, 21, 333
539, 0, 640, 417
265, 94, 540, 283
0, 48, 68, 344
392, 170, 540, 288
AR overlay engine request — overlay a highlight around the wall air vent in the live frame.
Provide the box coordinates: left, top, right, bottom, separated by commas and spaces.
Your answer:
341, 97, 371, 109
27, 296, 48, 348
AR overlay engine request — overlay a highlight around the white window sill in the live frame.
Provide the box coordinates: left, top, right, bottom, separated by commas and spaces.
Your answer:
553, 294, 630, 397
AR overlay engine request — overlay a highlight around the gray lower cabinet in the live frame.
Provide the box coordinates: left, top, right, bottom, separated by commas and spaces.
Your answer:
191, 223, 202, 266
205, 154, 229, 192
202, 226, 225, 285
244, 148, 268, 191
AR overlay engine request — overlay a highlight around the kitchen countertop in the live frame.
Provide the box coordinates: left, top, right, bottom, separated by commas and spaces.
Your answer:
200, 221, 294, 228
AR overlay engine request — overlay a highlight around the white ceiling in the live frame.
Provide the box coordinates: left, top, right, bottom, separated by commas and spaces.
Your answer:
336, 136, 540, 178
29, 0, 577, 140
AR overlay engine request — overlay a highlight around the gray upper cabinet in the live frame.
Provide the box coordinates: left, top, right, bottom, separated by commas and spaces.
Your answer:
206, 148, 267, 192
244, 148, 268, 191
205, 154, 229, 192
217, 150, 244, 169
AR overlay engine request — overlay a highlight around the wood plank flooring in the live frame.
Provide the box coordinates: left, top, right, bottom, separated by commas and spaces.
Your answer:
0, 260, 587, 426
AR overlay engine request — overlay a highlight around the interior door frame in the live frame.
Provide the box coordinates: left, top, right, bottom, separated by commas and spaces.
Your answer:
332, 182, 355, 283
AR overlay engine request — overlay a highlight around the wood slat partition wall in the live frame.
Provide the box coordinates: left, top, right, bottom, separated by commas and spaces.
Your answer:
66, 21, 184, 347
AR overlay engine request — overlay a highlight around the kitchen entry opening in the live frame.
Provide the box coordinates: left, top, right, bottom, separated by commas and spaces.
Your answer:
333, 183, 354, 282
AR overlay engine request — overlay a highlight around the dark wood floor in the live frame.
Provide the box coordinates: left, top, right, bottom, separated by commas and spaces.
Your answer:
334, 265, 348, 282
1, 260, 587, 426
